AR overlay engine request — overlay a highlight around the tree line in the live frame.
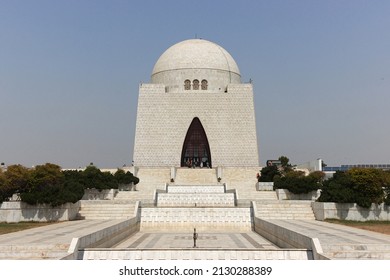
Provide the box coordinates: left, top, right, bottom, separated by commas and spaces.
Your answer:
259, 156, 390, 208
0, 163, 139, 206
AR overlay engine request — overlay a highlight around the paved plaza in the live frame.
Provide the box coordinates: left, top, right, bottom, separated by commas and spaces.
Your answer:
1, 217, 390, 259
114, 231, 279, 250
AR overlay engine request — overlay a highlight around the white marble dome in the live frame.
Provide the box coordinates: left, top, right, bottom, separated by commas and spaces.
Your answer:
151, 39, 241, 92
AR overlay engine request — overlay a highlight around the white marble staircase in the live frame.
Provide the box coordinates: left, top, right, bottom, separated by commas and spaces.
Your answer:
322, 244, 390, 260
174, 168, 218, 184
254, 201, 315, 220
157, 184, 235, 207
77, 200, 137, 220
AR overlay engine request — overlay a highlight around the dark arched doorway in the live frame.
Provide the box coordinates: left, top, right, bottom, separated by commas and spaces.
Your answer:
181, 117, 212, 168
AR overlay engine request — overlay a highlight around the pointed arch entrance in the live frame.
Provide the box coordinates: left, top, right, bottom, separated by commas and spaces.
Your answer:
181, 117, 212, 168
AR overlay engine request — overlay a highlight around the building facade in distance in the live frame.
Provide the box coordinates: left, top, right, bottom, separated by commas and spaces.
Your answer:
133, 39, 259, 167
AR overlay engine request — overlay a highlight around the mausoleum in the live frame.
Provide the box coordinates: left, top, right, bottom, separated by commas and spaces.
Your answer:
133, 39, 259, 167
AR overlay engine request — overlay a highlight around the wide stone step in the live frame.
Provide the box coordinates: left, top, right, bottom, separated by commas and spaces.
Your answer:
79, 249, 313, 260
323, 244, 390, 252
325, 251, 390, 260
157, 193, 235, 207
174, 168, 218, 184
79, 209, 134, 213
256, 202, 312, 206
80, 200, 137, 204
140, 207, 252, 232
167, 185, 225, 193
0, 244, 69, 259
257, 215, 315, 219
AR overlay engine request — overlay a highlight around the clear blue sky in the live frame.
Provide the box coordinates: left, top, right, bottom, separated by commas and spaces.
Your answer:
1, 0, 389, 168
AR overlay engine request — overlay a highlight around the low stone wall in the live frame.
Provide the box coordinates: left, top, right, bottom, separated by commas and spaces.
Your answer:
82, 189, 118, 200
312, 202, 390, 221
252, 202, 327, 260
0, 201, 80, 222
65, 216, 140, 260
276, 189, 321, 201
256, 182, 274, 191
252, 218, 327, 260
80, 248, 314, 260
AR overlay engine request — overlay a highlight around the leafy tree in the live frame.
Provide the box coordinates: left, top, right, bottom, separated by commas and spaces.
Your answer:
318, 168, 390, 208
274, 170, 325, 194
29, 163, 64, 192
318, 171, 356, 203
15, 163, 84, 207
0, 169, 14, 203
0, 165, 31, 203
278, 156, 293, 174
1, 163, 141, 206
348, 168, 386, 207
81, 166, 111, 190
114, 169, 139, 185
258, 165, 281, 182
384, 171, 390, 206
20, 163, 64, 206
3, 164, 31, 193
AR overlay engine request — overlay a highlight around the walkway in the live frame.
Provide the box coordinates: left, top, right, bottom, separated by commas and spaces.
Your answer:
114, 231, 279, 249
264, 219, 390, 259
0, 219, 127, 259
1, 217, 390, 259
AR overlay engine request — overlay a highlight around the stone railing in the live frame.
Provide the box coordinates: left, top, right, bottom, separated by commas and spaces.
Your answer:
156, 193, 235, 207
166, 185, 226, 193
140, 207, 252, 232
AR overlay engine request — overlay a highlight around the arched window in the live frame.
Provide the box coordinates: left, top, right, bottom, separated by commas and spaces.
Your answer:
181, 117, 212, 168
201, 79, 208, 90
184, 79, 191, 90
193, 79, 199, 90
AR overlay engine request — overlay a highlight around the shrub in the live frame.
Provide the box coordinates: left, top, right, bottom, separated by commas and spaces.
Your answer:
20, 163, 84, 206
348, 168, 386, 208
318, 171, 356, 204
0, 163, 140, 206
0, 170, 13, 203
114, 169, 139, 185
259, 165, 280, 182
318, 168, 389, 208
274, 170, 324, 194
0, 165, 31, 203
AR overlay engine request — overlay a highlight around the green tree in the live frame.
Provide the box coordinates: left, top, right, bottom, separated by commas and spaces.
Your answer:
318, 171, 356, 203
114, 169, 139, 185
3, 164, 31, 193
0, 169, 14, 203
348, 168, 386, 207
259, 165, 281, 182
29, 163, 64, 192
278, 156, 293, 174
274, 170, 324, 194
318, 168, 389, 208
20, 163, 84, 206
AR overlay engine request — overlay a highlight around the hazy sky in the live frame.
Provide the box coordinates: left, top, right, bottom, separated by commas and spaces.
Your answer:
1, 0, 389, 168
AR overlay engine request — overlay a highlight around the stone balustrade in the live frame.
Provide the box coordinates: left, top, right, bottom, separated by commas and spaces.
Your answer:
166, 185, 226, 193
140, 207, 252, 232
157, 193, 235, 207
